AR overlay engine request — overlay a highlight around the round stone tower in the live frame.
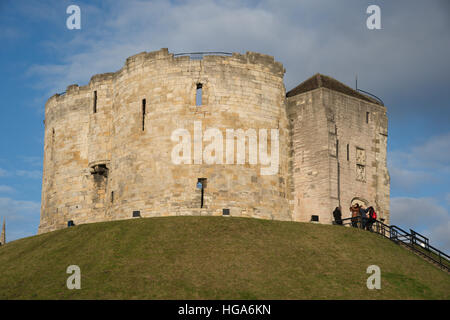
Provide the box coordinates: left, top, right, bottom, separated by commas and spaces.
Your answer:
39, 48, 293, 233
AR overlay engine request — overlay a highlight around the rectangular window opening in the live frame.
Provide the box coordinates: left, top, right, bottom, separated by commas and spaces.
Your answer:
366, 111, 369, 124
142, 99, 146, 131
336, 139, 339, 158
347, 144, 349, 161
196, 83, 203, 106
197, 178, 207, 208
132, 211, 141, 218
51, 128, 55, 161
111, 191, 114, 203
311, 215, 319, 222
93, 91, 97, 113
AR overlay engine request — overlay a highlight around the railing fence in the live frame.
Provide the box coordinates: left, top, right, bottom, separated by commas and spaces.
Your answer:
337, 216, 449, 272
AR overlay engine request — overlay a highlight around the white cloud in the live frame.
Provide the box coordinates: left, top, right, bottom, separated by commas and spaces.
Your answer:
15, 170, 42, 179
422, 221, 450, 254
408, 133, 450, 170
390, 132, 450, 169
0, 197, 40, 222
391, 133, 450, 171
0, 26, 24, 40
25, 0, 450, 100
19, 156, 42, 167
0, 185, 15, 193
389, 132, 450, 190
0, 197, 41, 242
391, 197, 450, 251
388, 166, 435, 191
391, 197, 447, 227
0, 167, 42, 179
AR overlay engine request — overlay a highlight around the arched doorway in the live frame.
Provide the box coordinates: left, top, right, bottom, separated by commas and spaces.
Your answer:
350, 197, 368, 208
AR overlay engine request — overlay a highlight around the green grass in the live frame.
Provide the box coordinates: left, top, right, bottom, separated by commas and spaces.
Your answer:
0, 216, 448, 299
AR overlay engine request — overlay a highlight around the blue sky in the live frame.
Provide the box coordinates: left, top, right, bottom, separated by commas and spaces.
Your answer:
0, 0, 449, 250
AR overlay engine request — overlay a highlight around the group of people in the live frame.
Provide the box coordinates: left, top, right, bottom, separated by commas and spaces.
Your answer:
332, 203, 378, 231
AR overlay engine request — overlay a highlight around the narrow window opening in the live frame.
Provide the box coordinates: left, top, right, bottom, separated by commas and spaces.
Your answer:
197, 178, 207, 208
366, 111, 369, 124
336, 139, 339, 158
51, 128, 55, 161
111, 191, 114, 203
142, 99, 146, 131
196, 83, 203, 106
347, 144, 350, 161
93, 91, 97, 113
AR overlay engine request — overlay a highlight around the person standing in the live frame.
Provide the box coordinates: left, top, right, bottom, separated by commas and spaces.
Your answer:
366, 207, 377, 231
350, 204, 360, 227
333, 207, 342, 225
359, 205, 369, 229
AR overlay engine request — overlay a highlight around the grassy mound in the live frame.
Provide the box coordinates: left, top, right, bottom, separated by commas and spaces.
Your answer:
0, 216, 448, 299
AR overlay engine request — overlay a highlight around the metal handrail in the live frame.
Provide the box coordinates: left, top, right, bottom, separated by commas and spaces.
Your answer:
410, 229, 430, 250
337, 216, 449, 271
356, 88, 384, 106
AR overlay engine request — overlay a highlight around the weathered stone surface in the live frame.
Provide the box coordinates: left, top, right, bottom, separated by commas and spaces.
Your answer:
38, 49, 390, 234
286, 78, 390, 224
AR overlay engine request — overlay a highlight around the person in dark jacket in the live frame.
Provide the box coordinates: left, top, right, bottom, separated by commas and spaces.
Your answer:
333, 206, 342, 225
365, 206, 377, 231
359, 205, 369, 229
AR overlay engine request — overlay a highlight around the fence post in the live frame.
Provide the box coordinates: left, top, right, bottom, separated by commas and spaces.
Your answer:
390, 228, 397, 241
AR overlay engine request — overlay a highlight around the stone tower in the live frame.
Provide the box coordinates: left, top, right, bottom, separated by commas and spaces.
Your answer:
38, 49, 390, 234
39, 49, 292, 234
286, 74, 390, 224
1, 218, 5, 245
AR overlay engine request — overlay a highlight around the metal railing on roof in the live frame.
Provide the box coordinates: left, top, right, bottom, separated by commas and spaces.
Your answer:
356, 88, 384, 106
173, 52, 233, 59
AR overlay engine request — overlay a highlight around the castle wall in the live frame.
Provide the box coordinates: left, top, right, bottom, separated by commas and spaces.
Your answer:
39, 48, 390, 234
40, 86, 91, 232
287, 88, 390, 224
39, 49, 292, 233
